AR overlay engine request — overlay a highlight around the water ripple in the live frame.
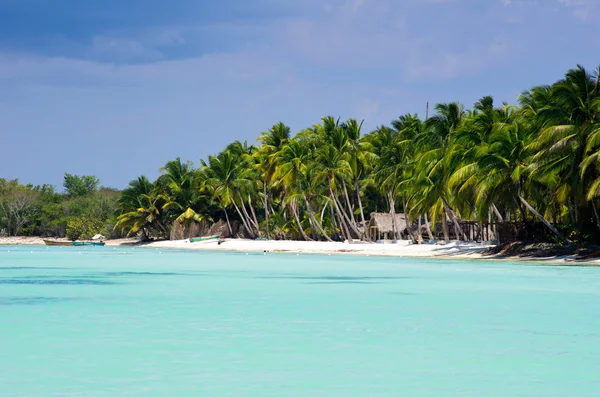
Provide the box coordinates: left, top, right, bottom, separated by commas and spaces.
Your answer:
0, 278, 116, 285
0, 297, 78, 305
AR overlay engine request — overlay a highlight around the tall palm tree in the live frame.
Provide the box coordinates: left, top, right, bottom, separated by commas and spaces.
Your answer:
342, 118, 374, 239
412, 103, 467, 240
449, 118, 570, 243
255, 122, 291, 239
526, 65, 600, 228
273, 138, 314, 241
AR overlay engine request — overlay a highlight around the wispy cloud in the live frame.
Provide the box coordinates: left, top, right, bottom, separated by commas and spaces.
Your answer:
0, 0, 596, 187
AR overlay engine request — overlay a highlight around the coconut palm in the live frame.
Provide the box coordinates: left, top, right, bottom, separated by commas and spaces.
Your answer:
115, 176, 169, 239
272, 138, 314, 241
411, 103, 467, 240
255, 122, 291, 239
157, 158, 209, 228
526, 65, 600, 228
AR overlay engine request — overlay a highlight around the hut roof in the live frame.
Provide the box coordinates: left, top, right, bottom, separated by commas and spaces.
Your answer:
368, 212, 408, 233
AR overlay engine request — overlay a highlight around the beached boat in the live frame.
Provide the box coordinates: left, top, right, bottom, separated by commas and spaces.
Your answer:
43, 240, 105, 246
189, 234, 221, 243
43, 239, 74, 246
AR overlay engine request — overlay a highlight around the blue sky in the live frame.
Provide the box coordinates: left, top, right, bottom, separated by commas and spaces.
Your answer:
0, 0, 598, 189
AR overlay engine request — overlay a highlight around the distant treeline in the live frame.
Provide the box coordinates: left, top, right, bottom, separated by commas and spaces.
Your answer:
0, 174, 122, 240
3, 64, 600, 244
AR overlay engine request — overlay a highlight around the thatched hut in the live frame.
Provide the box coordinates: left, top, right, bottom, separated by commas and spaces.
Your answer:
367, 212, 408, 241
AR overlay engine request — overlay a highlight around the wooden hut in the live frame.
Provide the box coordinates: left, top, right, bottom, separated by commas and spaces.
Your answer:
367, 212, 408, 241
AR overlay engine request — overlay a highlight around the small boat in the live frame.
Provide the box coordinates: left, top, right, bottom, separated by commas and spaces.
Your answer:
189, 234, 221, 243
43, 240, 106, 247
72, 241, 106, 246
43, 239, 74, 246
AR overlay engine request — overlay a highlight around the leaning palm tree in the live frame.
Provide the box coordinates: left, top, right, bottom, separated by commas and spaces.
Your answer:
449, 119, 570, 243
526, 65, 600, 228
255, 122, 291, 239
156, 158, 211, 237
342, 118, 374, 240
201, 150, 259, 238
115, 178, 169, 239
273, 138, 314, 241
410, 103, 467, 240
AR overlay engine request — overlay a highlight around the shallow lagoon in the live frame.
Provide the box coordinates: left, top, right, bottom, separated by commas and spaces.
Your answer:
1, 245, 599, 396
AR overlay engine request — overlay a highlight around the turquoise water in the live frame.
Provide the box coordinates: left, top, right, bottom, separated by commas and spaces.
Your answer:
1, 246, 599, 396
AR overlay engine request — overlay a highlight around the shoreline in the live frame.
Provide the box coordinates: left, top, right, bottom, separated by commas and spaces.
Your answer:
2, 236, 599, 266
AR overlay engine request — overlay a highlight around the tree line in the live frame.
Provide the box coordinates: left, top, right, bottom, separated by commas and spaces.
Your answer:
116, 65, 600, 244
0, 174, 121, 239
3, 65, 599, 244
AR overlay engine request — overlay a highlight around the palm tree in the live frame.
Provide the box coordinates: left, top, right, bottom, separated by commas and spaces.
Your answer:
363, 125, 406, 240
342, 118, 374, 240
450, 115, 570, 243
273, 138, 314, 241
157, 158, 208, 230
226, 141, 262, 236
400, 103, 466, 240
526, 65, 600, 228
255, 122, 291, 239
115, 176, 169, 239
201, 150, 259, 238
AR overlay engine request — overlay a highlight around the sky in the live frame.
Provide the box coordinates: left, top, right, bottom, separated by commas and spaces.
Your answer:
0, 0, 598, 190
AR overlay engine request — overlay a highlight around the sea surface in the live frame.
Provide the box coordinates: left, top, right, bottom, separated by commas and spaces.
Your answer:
1, 245, 599, 396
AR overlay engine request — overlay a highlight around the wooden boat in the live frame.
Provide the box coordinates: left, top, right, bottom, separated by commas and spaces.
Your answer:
43, 239, 73, 246
189, 234, 221, 243
43, 240, 106, 247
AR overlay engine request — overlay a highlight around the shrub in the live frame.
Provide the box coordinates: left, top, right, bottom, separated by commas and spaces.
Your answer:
66, 217, 104, 240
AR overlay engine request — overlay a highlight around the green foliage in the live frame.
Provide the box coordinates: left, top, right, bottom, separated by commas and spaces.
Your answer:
6, 64, 600, 244
63, 173, 99, 198
0, 176, 121, 238
66, 217, 104, 240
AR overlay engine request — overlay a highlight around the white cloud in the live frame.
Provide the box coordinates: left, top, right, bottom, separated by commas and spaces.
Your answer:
2, 0, 595, 187
557, 0, 598, 21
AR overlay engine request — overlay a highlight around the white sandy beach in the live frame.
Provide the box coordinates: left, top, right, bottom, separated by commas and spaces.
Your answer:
2, 236, 597, 264
0, 236, 491, 258
146, 238, 495, 259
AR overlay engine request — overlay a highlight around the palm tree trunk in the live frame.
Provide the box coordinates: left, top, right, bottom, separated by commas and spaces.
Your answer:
355, 178, 369, 241
388, 191, 398, 241
292, 201, 312, 241
341, 179, 356, 226
329, 203, 341, 241
441, 211, 449, 241
330, 190, 351, 241
332, 190, 362, 240
304, 198, 318, 240
403, 198, 416, 242
223, 208, 233, 237
304, 196, 333, 242
442, 199, 467, 241
424, 212, 434, 240
334, 206, 349, 241
491, 203, 504, 222
241, 195, 259, 234
232, 199, 255, 238
263, 183, 270, 240
236, 193, 255, 229
248, 194, 261, 236
518, 195, 571, 243
592, 199, 600, 233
